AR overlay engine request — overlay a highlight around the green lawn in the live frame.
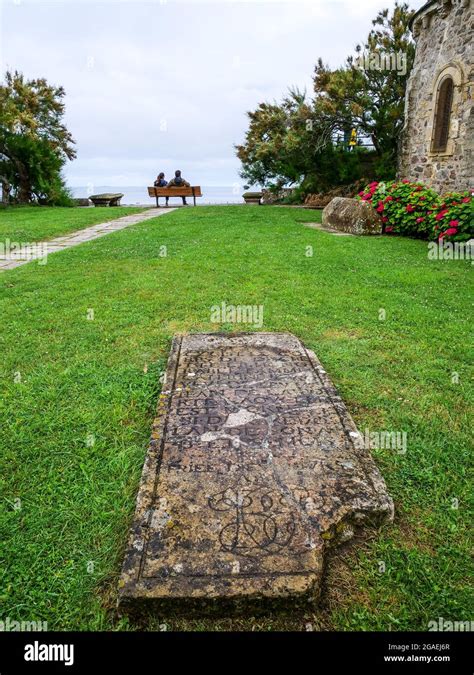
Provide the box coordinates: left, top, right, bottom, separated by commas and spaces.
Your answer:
0, 205, 146, 242
0, 205, 472, 631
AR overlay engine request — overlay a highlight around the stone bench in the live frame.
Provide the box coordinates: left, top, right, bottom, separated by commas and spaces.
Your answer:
89, 193, 124, 207
242, 191, 263, 205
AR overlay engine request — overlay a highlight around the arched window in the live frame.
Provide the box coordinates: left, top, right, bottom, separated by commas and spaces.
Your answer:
432, 77, 454, 152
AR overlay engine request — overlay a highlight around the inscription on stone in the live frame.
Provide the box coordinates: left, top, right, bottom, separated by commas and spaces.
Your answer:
119, 333, 393, 613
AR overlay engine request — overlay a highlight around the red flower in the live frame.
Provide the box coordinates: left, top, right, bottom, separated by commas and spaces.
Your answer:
385, 196, 394, 202
382, 216, 389, 223
358, 191, 365, 196
416, 217, 424, 223
376, 202, 385, 213
439, 227, 458, 239
406, 205, 415, 213
385, 226, 394, 233
449, 220, 459, 227
462, 197, 471, 203
402, 179, 410, 184
435, 210, 449, 220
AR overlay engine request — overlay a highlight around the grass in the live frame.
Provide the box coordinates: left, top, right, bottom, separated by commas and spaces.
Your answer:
0, 205, 472, 631
0, 205, 146, 242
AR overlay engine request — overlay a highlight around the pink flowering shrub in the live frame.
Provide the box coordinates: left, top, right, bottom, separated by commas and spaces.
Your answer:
357, 180, 473, 241
431, 192, 473, 242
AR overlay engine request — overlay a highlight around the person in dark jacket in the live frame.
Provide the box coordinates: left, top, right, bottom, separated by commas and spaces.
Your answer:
167, 170, 190, 205
154, 172, 169, 206
154, 172, 168, 187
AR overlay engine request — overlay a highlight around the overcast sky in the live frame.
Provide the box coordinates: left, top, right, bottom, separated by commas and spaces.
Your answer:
0, 0, 425, 188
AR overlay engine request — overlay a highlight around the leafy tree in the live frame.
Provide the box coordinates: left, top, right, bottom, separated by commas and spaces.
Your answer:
236, 87, 338, 190
235, 89, 306, 188
236, 2, 415, 192
236, 85, 377, 193
313, 2, 415, 176
0, 70, 76, 204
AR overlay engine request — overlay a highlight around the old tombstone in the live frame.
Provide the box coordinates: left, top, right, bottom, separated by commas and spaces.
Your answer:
119, 333, 393, 614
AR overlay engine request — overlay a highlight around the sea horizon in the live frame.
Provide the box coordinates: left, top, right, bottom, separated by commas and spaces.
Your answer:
70, 185, 246, 206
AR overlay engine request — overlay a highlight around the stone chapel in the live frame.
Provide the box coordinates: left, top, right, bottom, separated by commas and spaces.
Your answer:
399, 0, 473, 193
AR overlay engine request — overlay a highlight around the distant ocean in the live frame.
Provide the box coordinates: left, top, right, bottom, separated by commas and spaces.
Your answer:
70, 185, 245, 206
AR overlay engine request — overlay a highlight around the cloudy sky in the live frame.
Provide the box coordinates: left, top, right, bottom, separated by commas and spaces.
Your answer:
0, 0, 425, 188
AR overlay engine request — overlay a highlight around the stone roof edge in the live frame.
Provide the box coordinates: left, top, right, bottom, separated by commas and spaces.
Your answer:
409, 0, 439, 31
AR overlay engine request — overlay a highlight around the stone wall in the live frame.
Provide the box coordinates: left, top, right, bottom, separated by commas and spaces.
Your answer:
398, 0, 473, 193
304, 179, 368, 208
261, 188, 294, 205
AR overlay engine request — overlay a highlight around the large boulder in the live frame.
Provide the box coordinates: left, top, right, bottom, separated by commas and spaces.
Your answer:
322, 197, 382, 235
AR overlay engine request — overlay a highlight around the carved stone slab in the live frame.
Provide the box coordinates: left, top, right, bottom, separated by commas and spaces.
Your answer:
118, 333, 393, 614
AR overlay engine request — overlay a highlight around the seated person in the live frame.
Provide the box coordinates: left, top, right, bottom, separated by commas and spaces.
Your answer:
154, 172, 168, 187
154, 172, 169, 206
167, 170, 191, 205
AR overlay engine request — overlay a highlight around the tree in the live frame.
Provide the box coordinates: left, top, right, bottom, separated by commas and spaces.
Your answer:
0, 70, 76, 204
313, 2, 415, 175
236, 87, 337, 190
236, 2, 415, 192
235, 89, 308, 188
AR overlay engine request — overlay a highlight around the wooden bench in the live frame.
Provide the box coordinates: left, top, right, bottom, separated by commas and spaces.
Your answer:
147, 186, 202, 207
